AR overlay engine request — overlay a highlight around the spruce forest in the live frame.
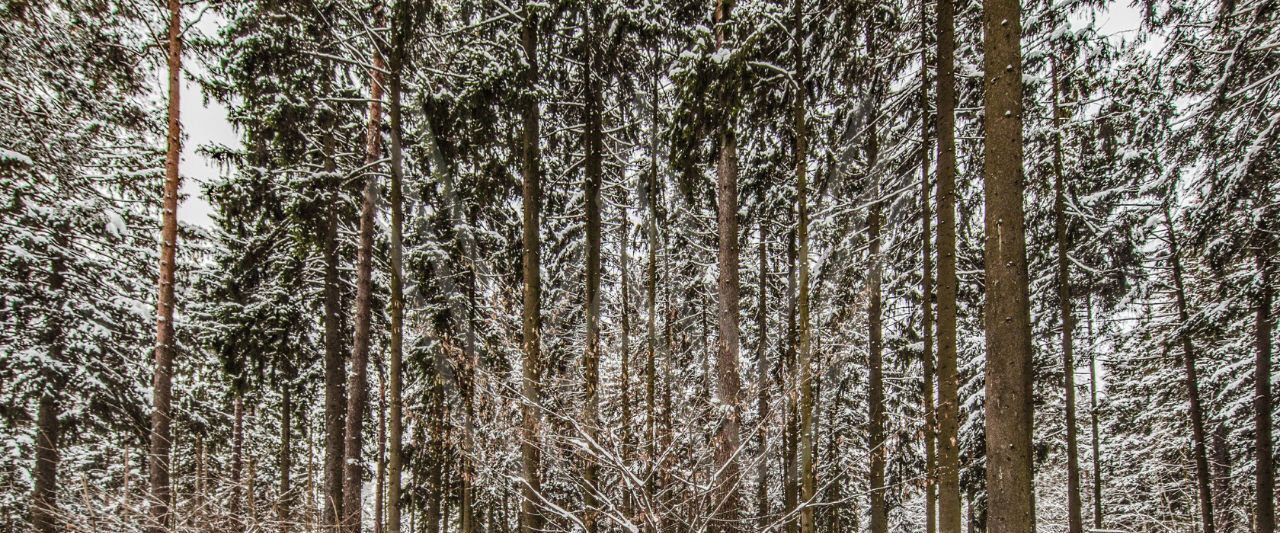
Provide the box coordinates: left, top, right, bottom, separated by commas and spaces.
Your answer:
1, 0, 1277, 530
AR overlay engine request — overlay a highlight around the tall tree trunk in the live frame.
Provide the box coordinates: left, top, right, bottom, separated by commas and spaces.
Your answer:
387, 4, 408, 529
712, 97, 745, 533
248, 422, 259, 528
981, 0, 1036, 525
519, 4, 544, 531
783, 222, 799, 533
918, 0, 937, 527
660, 148, 676, 533
1086, 292, 1103, 529
325, 164, 350, 530
123, 441, 131, 513
322, 109, 348, 529
645, 44, 661, 530
462, 258, 478, 533
867, 149, 887, 533
620, 165, 635, 526
172, 427, 180, 527
933, 0, 961, 524
426, 384, 444, 533
794, 1, 814, 531
31, 236, 65, 533
1163, 207, 1216, 533
756, 190, 770, 527
712, 1, 744, 528
232, 395, 246, 532
149, 0, 181, 528
305, 420, 313, 527
197, 435, 207, 530
32, 396, 58, 533
280, 385, 293, 533
344, 23, 386, 532
826, 380, 848, 533
581, 4, 604, 530
1051, 57, 1085, 533
1255, 238, 1275, 533
442, 484, 452, 533
1213, 423, 1233, 533
375, 362, 387, 533
866, 22, 888, 531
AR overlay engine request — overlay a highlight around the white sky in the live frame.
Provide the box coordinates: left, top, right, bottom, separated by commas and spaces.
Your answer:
179, 75, 232, 229
176, 12, 234, 229
1094, 0, 1143, 37
174, 1, 1147, 230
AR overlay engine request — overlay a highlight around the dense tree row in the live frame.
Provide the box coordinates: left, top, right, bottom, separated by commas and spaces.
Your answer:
0, 0, 1275, 531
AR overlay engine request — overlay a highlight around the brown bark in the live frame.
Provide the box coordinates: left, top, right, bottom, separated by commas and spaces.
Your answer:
310, 425, 318, 529
661, 237, 675, 528
581, 4, 604, 529
149, 0, 181, 527
1212, 423, 1233, 533
519, 4, 544, 531
316, 23, 350, 529
794, 0, 814, 531
31, 381, 59, 533
280, 385, 293, 533
343, 24, 386, 532
1051, 57, 1085, 533
918, 0, 937, 527
232, 395, 246, 532
645, 44, 661, 529
866, 22, 887, 532
712, 1, 744, 529
1163, 207, 1216, 533
1255, 239, 1275, 533
868, 156, 887, 533
31, 236, 65, 533
1086, 293, 1103, 529
426, 384, 444, 533
620, 184, 634, 525
756, 192, 769, 528
933, 0, 961, 522
322, 110, 347, 529
980, 0, 1036, 525
375, 362, 386, 533
461, 260, 478, 533
122, 443, 131, 512
172, 427, 180, 526
825, 379, 848, 533
197, 435, 207, 529
783, 222, 799, 533
248, 423, 259, 527
387, 5, 408, 529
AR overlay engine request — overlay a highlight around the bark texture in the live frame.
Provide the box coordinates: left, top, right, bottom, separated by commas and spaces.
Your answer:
1051, 58, 1084, 533
387, 3, 409, 528
1164, 207, 1216, 533
322, 103, 347, 529
31, 237, 65, 533
712, 1, 744, 529
1255, 239, 1274, 533
343, 30, 385, 533
1086, 294, 1103, 529
933, 0, 962, 523
581, 4, 604, 529
918, 0, 937, 528
794, 0, 814, 530
149, 0, 181, 528
519, 4, 544, 531
866, 20, 887, 533
981, 0, 1037, 526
